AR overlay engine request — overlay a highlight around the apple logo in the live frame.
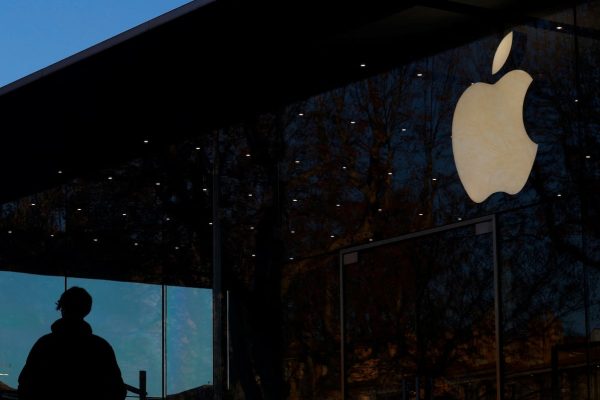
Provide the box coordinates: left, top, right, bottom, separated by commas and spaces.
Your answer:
452, 32, 538, 203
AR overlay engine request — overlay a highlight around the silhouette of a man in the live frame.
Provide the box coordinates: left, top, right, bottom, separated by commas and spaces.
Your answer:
18, 286, 127, 400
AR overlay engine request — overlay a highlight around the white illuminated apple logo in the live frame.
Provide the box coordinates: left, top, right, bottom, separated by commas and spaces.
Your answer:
452, 32, 538, 203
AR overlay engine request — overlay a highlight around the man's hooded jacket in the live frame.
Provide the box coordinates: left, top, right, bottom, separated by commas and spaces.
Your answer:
18, 317, 126, 400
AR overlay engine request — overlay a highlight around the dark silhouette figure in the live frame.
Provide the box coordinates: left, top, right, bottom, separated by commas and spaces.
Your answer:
18, 286, 127, 400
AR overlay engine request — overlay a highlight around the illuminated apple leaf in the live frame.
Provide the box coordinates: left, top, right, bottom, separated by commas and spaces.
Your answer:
492, 31, 513, 75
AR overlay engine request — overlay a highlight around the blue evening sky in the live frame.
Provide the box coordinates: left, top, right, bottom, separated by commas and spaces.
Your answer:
0, 0, 202, 88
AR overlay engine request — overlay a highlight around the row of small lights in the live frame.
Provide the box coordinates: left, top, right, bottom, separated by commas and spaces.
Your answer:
28, 133, 596, 242
21, 185, 571, 236
55, 141, 203, 179
16, 155, 199, 246
46, 49, 586, 259
3, 229, 186, 250
361, 63, 425, 78
50, 156, 591, 222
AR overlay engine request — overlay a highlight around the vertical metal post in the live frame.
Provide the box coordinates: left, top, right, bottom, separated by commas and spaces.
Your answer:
551, 346, 559, 400
340, 252, 346, 400
226, 289, 230, 391
428, 377, 433, 400
212, 129, 224, 400
493, 214, 504, 400
140, 370, 147, 400
162, 285, 166, 399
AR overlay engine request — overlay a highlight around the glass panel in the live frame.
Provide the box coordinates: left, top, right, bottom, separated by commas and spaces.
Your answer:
67, 277, 163, 398
343, 223, 495, 399
0, 271, 64, 391
166, 285, 213, 396
499, 202, 586, 400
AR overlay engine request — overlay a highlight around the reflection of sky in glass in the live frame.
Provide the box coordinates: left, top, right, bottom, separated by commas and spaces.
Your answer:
167, 286, 212, 394
68, 278, 163, 398
0, 272, 213, 397
0, 272, 63, 389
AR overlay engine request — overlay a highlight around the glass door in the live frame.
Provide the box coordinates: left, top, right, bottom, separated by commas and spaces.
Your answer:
341, 217, 497, 400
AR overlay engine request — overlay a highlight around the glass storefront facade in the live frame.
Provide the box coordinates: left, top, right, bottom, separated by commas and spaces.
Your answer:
233, 3, 599, 399
0, 272, 212, 398
1, 2, 600, 400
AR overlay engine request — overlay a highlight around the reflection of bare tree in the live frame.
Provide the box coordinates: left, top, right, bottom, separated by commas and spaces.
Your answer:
0, 141, 213, 286
344, 229, 496, 399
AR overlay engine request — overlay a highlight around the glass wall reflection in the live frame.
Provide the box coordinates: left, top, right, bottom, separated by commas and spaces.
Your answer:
0, 272, 212, 398
343, 223, 495, 399
68, 277, 163, 397
166, 285, 213, 395
0, 271, 63, 390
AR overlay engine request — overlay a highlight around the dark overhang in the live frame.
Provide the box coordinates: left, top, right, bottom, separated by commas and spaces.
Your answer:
0, 0, 576, 202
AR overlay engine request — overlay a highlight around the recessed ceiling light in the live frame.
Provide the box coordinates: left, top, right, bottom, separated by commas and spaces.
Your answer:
252, 254, 256, 257
574, 99, 579, 103
377, 208, 382, 212
209, 222, 213, 225
360, 64, 366, 68
336, 204, 341, 207
401, 128, 407, 132
58, 170, 63, 174
330, 235, 335, 238
248, 193, 253, 197
295, 160, 300, 164
134, 242, 139, 246
292, 199, 298, 202
289, 257, 294, 261
458, 217, 462, 221
143, 140, 149, 144
369, 238, 373, 242
245, 153, 251, 157
8, 230, 12, 234
202, 188, 208, 192
93, 238, 98, 242
387, 172, 393, 175
77, 208, 82, 211
50, 234, 55, 238
108, 176, 113, 180
250, 226, 254, 230
30, 203, 36, 206
350, 121, 356, 124
290, 230, 296, 234
166, 217, 171, 221
195, 147, 201, 150
175, 246, 180, 250
557, 26, 563, 30
122, 213, 127, 217
432, 178, 437, 181
586, 155, 591, 159
155, 182, 161, 186
298, 113, 304, 116
417, 73, 423, 77
418, 213, 424, 216
557, 193, 562, 197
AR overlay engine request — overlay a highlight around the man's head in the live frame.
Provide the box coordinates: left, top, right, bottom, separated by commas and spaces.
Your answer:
56, 287, 92, 319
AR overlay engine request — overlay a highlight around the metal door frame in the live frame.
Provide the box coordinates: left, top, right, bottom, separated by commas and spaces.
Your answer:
339, 214, 501, 400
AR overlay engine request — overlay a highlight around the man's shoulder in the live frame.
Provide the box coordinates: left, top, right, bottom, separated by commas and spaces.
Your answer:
90, 334, 116, 350
32, 332, 56, 347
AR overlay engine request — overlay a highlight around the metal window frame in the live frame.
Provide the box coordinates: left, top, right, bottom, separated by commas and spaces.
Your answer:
339, 214, 501, 400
